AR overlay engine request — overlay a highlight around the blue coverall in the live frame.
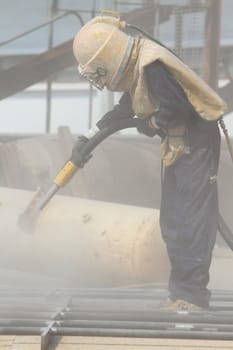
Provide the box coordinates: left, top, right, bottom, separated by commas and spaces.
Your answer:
97, 61, 220, 309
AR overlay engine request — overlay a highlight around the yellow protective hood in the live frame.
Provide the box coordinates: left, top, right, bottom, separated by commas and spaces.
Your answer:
127, 38, 227, 121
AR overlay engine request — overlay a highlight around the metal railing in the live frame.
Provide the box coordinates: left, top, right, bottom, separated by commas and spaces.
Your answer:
0, 11, 84, 48
0, 286, 233, 350
0, 10, 85, 133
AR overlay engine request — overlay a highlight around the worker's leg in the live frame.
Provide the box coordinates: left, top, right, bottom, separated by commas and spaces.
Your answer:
160, 144, 219, 309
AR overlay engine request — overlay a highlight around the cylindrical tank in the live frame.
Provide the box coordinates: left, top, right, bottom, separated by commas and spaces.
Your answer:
0, 187, 170, 287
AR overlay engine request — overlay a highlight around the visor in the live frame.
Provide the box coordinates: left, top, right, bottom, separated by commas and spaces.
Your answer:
78, 65, 107, 90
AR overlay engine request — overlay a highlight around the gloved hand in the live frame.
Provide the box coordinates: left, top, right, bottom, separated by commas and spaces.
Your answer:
71, 135, 92, 167
136, 116, 160, 137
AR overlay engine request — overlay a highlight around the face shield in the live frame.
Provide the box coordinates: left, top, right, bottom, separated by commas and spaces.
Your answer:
78, 65, 107, 90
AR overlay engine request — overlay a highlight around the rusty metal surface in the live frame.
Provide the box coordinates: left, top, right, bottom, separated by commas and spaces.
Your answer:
0, 39, 75, 101
0, 186, 169, 286
0, 184, 232, 290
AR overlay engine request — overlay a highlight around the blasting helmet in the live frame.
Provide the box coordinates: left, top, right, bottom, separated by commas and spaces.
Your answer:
73, 16, 134, 90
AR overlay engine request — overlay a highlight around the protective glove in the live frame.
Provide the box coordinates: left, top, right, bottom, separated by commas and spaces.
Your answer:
136, 116, 161, 138
70, 135, 92, 167
160, 125, 187, 166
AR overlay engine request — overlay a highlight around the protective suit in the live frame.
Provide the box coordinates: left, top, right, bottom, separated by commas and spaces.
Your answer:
73, 16, 227, 309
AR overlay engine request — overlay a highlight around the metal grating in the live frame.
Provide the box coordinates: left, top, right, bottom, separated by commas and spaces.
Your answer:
0, 287, 233, 349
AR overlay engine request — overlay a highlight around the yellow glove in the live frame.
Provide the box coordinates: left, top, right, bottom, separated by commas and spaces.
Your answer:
160, 125, 188, 166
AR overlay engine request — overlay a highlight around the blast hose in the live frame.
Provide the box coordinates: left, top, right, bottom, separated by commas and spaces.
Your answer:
40, 115, 233, 253
218, 213, 233, 250
19, 117, 233, 251
35, 118, 140, 211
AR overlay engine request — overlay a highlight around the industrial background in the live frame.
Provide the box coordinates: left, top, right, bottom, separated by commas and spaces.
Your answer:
1, 1, 233, 349
1, 0, 233, 134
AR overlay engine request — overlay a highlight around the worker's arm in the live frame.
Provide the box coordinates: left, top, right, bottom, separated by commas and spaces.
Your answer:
145, 61, 197, 129
70, 93, 134, 168
96, 92, 135, 129
97, 92, 160, 137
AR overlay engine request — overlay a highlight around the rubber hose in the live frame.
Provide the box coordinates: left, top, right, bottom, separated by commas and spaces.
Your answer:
79, 117, 139, 156
218, 213, 233, 251
79, 118, 233, 253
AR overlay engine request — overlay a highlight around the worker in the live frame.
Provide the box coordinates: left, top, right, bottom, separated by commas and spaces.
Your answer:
72, 15, 227, 311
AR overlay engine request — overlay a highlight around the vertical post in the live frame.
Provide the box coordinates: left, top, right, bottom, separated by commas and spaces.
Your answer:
87, 0, 97, 130
88, 83, 94, 129
154, 0, 160, 39
45, 81, 52, 133
45, 0, 56, 133
204, 0, 222, 89
174, 7, 183, 58
101, 89, 114, 117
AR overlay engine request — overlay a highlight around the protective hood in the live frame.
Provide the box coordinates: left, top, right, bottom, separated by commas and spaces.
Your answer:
127, 38, 227, 121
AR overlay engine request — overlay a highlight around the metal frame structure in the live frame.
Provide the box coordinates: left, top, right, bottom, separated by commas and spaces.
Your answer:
0, 9, 84, 133
0, 0, 225, 133
0, 287, 233, 349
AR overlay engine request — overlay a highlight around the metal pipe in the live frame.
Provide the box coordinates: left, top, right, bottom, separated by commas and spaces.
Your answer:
0, 327, 42, 335
204, 0, 221, 88
0, 311, 55, 319
55, 319, 233, 332
38, 184, 59, 210
0, 320, 46, 327
0, 288, 233, 342
62, 310, 233, 324
0, 324, 233, 340
0, 287, 232, 301
174, 6, 183, 57
88, 84, 94, 129
51, 326, 233, 340
87, 0, 97, 129
219, 118, 233, 163
45, 0, 56, 134
154, 0, 160, 39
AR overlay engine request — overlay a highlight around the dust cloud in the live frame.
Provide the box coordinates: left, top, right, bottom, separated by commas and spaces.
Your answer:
0, 135, 233, 293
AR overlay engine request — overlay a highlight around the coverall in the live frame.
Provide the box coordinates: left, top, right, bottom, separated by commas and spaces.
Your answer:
98, 61, 220, 309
